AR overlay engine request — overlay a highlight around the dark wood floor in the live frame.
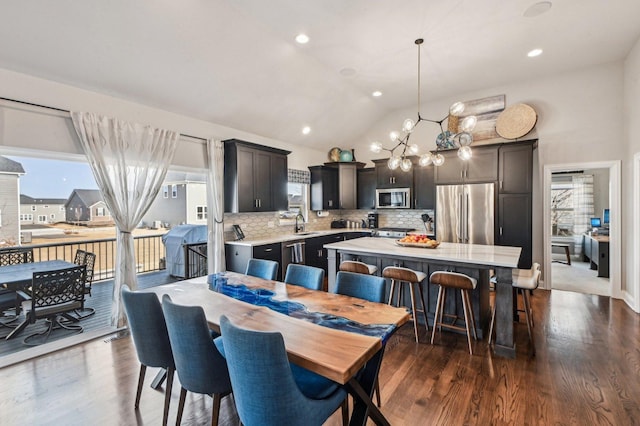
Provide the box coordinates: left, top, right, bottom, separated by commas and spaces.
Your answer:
1, 289, 639, 425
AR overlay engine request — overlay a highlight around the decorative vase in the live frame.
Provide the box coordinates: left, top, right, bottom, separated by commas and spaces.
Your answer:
339, 150, 353, 162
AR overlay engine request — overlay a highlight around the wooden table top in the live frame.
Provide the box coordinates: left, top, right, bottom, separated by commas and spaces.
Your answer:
0, 260, 76, 288
146, 272, 410, 384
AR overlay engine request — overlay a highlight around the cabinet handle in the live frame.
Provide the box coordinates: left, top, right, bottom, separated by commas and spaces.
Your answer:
258, 199, 261, 208
318, 249, 323, 257
264, 248, 273, 252
500, 180, 503, 190
499, 227, 503, 236
328, 200, 333, 207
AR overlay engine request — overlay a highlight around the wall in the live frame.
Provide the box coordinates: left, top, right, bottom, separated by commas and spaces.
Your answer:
347, 60, 627, 291
623, 35, 640, 305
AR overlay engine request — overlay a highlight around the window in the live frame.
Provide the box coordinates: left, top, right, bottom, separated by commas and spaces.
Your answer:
31, 205, 36, 211
20, 214, 33, 221
196, 205, 207, 220
279, 182, 308, 223
44, 205, 49, 208
171, 184, 178, 198
163, 185, 169, 198
551, 174, 594, 237
96, 207, 105, 217
37, 215, 47, 223
59, 206, 65, 211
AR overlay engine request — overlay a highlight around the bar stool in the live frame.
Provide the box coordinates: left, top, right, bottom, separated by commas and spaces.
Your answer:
430, 271, 477, 355
383, 266, 428, 343
339, 260, 378, 275
488, 263, 541, 354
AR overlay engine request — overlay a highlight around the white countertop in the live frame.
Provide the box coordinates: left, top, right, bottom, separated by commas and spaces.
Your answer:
324, 237, 522, 269
225, 229, 372, 247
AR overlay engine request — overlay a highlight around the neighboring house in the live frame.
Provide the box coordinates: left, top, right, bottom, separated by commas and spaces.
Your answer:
0, 156, 25, 245
19, 194, 67, 225
142, 172, 207, 228
64, 189, 113, 226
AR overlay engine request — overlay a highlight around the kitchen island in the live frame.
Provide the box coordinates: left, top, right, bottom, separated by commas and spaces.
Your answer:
325, 237, 522, 358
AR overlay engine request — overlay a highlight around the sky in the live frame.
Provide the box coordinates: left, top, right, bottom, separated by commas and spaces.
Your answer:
9, 156, 98, 199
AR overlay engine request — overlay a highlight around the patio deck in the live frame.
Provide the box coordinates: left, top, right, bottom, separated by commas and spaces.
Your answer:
0, 270, 180, 359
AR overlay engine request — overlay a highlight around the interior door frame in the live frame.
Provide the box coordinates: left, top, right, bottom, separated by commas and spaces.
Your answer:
631, 152, 640, 312
542, 160, 621, 299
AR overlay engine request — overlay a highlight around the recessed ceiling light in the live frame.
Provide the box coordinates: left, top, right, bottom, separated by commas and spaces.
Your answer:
372, 91, 382, 97
339, 67, 357, 78
302, 126, 311, 135
295, 34, 309, 44
527, 48, 543, 57
523, 1, 552, 18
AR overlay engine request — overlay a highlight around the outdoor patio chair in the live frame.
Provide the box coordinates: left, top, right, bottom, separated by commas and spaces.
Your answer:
0, 247, 34, 266
72, 249, 96, 318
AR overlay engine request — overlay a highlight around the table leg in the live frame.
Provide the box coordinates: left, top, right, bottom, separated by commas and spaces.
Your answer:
346, 349, 390, 426
493, 267, 516, 358
327, 248, 338, 293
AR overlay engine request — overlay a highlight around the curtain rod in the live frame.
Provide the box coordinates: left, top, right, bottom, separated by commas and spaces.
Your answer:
0, 96, 209, 142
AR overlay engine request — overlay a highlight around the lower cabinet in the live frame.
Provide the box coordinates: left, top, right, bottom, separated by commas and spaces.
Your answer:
497, 193, 532, 269
225, 242, 283, 281
306, 234, 345, 273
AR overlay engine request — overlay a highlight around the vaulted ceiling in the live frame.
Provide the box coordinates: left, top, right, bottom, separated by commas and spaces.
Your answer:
1, 1, 639, 151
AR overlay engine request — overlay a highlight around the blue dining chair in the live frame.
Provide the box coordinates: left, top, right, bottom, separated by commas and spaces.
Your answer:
333, 271, 386, 304
284, 264, 324, 291
161, 296, 233, 426
333, 270, 386, 407
218, 315, 347, 426
245, 258, 279, 280
121, 285, 175, 426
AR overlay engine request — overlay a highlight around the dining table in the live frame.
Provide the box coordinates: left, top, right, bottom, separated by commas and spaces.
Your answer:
0, 259, 77, 290
145, 271, 410, 426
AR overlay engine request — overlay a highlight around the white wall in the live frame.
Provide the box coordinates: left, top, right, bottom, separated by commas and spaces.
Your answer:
348, 61, 627, 291
0, 68, 325, 171
623, 36, 640, 306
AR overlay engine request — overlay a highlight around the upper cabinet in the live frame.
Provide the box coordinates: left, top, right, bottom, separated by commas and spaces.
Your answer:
357, 168, 376, 210
499, 143, 533, 193
434, 146, 499, 184
373, 159, 414, 189
413, 164, 435, 209
309, 162, 363, 210
224, 139, 290, 213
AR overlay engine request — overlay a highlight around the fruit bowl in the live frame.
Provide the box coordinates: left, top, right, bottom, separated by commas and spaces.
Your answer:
395, 235, 440, 249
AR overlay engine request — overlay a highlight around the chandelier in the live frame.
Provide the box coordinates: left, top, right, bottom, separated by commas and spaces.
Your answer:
370, 39, 477, 171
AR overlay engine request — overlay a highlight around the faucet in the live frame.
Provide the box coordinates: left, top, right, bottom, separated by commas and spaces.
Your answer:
294, 213, 305, 233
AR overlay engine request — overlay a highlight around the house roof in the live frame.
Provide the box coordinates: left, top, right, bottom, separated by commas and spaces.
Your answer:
65, 189, 104, 208
0, 2, 639, 150
0, 156, 25, 175
20, 194, 67, 205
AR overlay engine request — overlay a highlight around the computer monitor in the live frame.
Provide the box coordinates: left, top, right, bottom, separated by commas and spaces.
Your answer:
590, 217, 601, 228
603, 208, 610, 226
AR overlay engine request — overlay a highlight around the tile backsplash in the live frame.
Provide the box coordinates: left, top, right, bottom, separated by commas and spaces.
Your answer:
224, 209, 434, 241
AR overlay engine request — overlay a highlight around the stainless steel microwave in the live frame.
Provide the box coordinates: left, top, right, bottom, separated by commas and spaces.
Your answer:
375, 187, 411, 209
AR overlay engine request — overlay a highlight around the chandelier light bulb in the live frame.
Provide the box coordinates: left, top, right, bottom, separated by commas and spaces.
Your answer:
387, 156, 401, 170
460, 115, 478, 132
457, 145, 473, 161
432, 153, 445, 167
402, 118, 415, 133
408, 143, 419, 154
419, 153, 433, 167
389, 131, 400, 142
400, 158, 413, 172
457, 131, 473, 147
370, 141, 383, 153
449, 102, 465, 116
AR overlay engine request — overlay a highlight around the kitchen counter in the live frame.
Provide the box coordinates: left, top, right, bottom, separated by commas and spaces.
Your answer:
325, 237, 522, 359
225, 229, 372, 247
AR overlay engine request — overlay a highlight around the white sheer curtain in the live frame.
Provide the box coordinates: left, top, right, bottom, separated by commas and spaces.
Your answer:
206, 139, 226, 273
71, 112, 179, 327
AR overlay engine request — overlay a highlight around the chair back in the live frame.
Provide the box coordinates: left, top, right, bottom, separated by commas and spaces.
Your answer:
121, 285, 175, 369
162, 296, 231, 395
74, 249, 96, 285
219, 315, 343, 426
334, 271, 385, 303
339, 260, 374, 275
246, 258, 279, 281
0, 247, 34, 266
430, 271, 477, 290
284, 264, 324, 291
30, 265, 86, 320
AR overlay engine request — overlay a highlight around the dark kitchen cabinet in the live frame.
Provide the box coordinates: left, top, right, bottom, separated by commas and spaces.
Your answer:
225, 242, 283, 281
305, 234, 345, 273
413, 164, 436, 209
357, 168, 376, 210
309, 163, 363, 211
434, 146, 498, 184
224, 139, 290, 213
499, 143, 533, 193
373, 159, 414, 189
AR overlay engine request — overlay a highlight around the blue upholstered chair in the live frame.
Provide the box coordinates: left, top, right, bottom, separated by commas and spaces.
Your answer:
161, 296, 232, 426
245, 258, 279, 281
333, 270, 386, 407
121, 285, 175, 426
333, 271, 386, 304
284, 264, 324, 291
218, 315, 347, 426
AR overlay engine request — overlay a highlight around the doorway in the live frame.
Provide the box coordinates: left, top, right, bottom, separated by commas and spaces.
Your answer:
542, 161, 621, 299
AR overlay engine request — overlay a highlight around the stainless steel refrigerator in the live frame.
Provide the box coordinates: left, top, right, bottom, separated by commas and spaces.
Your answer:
436, 183, 495, 245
